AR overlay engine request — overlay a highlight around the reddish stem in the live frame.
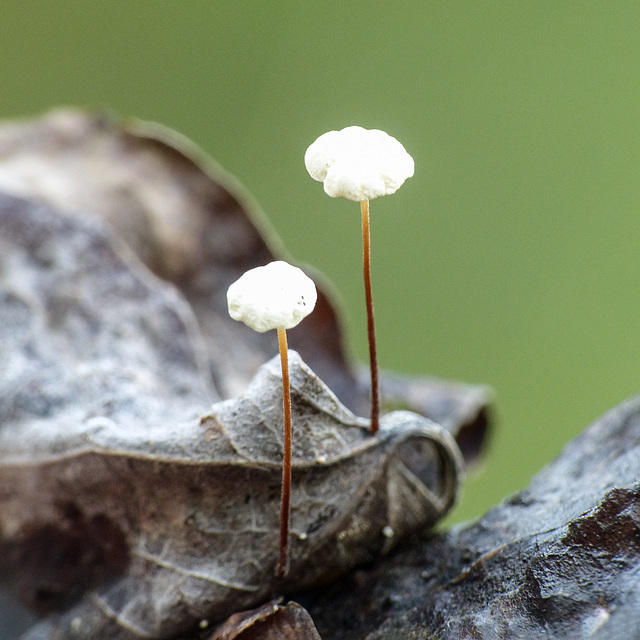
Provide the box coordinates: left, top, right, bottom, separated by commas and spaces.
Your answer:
361, 199, 380, 435
275, 327, 292, 577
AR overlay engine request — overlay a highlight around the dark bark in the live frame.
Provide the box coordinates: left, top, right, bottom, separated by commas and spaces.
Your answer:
300, 394, 640, 639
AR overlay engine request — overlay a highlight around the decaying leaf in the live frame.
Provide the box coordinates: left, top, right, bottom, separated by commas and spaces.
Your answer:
209, 599, 321, 640
0, 109, 350, 405
0, 193, 462, 638
0, 109, 491, 459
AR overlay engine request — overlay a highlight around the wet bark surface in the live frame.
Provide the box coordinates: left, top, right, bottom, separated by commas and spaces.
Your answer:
300, 395, 640, 639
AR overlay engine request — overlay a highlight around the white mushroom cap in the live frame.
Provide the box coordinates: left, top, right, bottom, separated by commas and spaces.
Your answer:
304, 125, 414, 202
227, 261, 317, 333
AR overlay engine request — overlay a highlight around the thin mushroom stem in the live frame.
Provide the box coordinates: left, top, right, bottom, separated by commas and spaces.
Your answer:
275, 327, 292, 577
361, 199, 380, 435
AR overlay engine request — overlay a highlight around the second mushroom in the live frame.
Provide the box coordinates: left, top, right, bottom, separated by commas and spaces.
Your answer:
227, 260, 317, 577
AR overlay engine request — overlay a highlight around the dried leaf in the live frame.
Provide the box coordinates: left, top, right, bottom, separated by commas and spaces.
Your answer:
209, 600, 321, 640
0, 192, 214, 429
0, 193, 462, 638
0, 109, 349, 405
0, 109, 491, 458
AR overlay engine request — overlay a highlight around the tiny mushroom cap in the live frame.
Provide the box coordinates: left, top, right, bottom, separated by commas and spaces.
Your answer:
227, 261, 317, 333
304, 125, 415, 202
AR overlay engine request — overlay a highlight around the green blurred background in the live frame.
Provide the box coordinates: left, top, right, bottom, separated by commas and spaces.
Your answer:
2, 2, 640, 523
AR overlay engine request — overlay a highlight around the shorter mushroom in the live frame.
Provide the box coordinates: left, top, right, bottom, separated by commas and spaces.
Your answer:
227, 260, 317, 577
305, 125, 414, 434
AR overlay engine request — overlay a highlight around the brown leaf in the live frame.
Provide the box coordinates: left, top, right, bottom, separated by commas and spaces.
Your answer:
0, 109, 491, 458
0, 193, 462, 638
209, 600, 321, 640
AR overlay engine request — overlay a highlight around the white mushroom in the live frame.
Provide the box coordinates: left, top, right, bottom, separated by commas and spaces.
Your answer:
305, 126, 414, 435
304, 125, 414, 201
227, 260, 317, 577
227, 260, 317, 333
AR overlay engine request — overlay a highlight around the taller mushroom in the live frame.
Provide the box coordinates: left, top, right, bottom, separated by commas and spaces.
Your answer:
305, 126, 414, 434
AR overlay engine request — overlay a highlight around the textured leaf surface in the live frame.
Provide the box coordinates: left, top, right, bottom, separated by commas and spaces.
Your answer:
0, 193, 462, 639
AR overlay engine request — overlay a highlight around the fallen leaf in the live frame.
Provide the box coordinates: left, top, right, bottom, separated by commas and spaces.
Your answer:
0, 193, 462, 638
209, 599, 321, 640
0, 109, 491, 458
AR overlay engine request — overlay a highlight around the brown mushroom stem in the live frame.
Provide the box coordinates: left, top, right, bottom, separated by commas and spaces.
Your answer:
361, 199, 380, 435
275, 327, 292, 577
